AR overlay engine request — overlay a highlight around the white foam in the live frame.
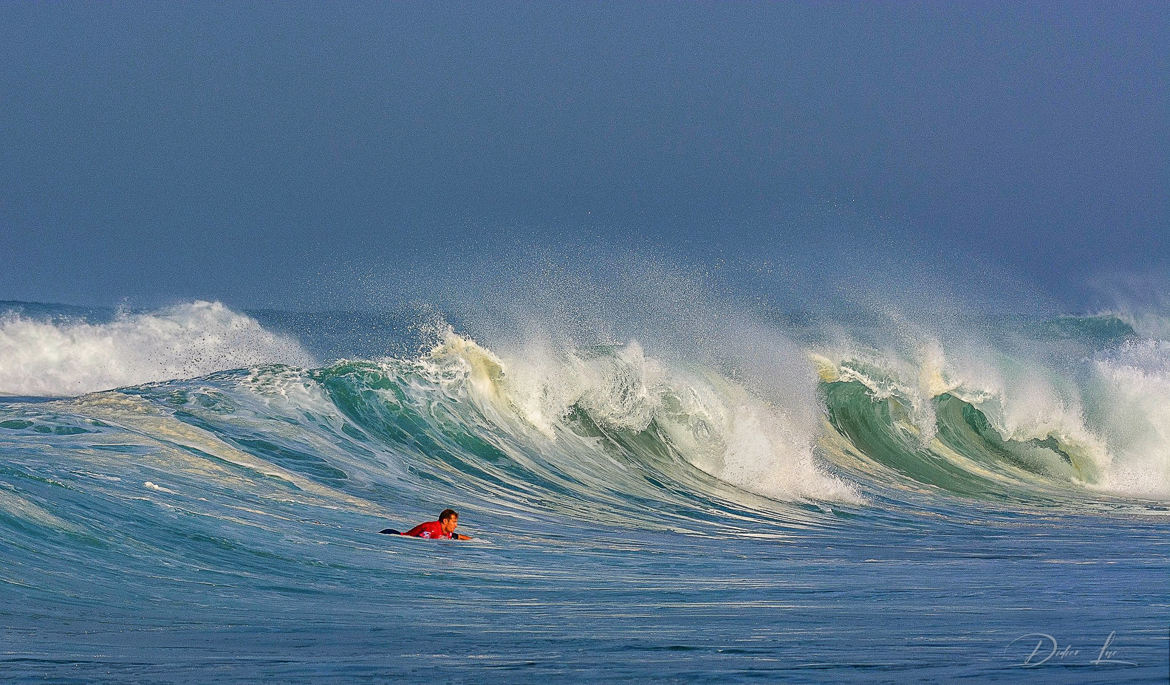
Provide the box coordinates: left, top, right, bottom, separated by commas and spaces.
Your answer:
0, 301, 315, 396
1091, 339, 1170, 499
427, 332, 863, 504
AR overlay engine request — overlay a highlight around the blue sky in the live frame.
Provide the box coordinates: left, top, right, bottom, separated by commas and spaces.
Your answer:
1, 2, 1166, 310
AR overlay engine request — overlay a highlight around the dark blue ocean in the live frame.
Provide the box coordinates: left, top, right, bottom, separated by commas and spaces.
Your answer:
0, 301, 1166, 682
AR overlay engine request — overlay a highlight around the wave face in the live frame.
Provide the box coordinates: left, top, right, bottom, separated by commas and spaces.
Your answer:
810, 315, 1169, 504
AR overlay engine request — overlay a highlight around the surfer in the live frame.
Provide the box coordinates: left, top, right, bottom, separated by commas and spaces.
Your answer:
379, 509, 472, 540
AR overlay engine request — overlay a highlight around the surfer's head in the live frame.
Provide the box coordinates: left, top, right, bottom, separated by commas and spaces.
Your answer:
439, 509, 459, 534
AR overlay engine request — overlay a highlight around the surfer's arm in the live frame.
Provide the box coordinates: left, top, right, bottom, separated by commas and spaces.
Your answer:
453, 533, 472, 540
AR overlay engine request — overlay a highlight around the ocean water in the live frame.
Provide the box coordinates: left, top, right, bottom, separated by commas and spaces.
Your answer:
0, 300, 1166, 682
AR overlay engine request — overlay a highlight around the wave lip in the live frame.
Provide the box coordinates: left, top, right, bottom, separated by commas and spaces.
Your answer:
0, 301, 315, 396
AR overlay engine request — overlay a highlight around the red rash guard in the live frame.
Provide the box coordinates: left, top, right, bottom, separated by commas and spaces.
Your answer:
400, 521, 452, 539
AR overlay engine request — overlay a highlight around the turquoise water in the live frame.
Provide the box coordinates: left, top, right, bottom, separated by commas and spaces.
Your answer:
0, 302, 1166, 681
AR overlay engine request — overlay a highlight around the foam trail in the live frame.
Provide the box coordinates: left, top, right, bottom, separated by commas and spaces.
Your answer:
0, 301, 315, 396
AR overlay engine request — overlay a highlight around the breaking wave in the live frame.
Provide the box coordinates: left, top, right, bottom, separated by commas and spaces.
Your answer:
0, 301, 1166, 549
0, 301, 314, 396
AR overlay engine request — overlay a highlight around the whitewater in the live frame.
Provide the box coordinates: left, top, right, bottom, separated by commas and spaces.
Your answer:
0, 300, 1166, 681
